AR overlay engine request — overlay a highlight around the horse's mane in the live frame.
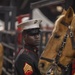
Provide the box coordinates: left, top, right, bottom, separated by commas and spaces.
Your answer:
55, 15, 64, 24
52, 15, 64, 33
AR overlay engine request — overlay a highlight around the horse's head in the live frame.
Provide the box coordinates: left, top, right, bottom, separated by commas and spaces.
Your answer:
38, 7, 75, 75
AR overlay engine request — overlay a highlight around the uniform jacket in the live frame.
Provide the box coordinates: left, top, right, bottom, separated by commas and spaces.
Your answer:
15, 45, 41, 75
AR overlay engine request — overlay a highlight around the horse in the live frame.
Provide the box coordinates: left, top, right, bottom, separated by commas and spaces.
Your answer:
38, 7, 75, 75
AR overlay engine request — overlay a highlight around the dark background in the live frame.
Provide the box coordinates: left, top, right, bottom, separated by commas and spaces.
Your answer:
0, 0, 75, 22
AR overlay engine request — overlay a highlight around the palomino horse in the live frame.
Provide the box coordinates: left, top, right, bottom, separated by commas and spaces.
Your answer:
38, 7, 75, 75
0, 43, 3, 75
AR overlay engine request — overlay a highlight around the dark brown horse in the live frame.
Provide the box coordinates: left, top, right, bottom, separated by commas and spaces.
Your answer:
38, 7, 75, 75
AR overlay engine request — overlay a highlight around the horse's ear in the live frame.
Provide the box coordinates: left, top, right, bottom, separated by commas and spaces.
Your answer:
65, 7, 74, 19
62, 9, 66, 15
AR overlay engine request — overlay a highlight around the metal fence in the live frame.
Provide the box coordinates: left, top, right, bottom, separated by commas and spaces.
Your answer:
39, 30, 52, 56
0, 6, 17, 75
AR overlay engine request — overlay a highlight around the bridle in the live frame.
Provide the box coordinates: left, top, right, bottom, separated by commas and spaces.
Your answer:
40, 20, 75, 74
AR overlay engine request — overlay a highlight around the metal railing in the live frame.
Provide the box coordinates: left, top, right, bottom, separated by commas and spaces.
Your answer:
0, 6, 17, 75
39, 30, 52, 56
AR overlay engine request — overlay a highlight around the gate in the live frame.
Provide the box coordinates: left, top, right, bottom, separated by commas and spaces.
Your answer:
0, 6, 17, 75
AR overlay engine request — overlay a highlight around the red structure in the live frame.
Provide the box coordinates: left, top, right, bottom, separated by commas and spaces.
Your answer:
16, 14, 30, 45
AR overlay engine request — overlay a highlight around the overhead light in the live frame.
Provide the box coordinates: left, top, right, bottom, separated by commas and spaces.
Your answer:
56, 6, 63, 12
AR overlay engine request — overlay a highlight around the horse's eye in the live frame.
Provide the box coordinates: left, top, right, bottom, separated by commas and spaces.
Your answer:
54, 34, 60, 38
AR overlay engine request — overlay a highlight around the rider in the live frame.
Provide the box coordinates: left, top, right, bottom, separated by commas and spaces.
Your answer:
15, 19, 42, 75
